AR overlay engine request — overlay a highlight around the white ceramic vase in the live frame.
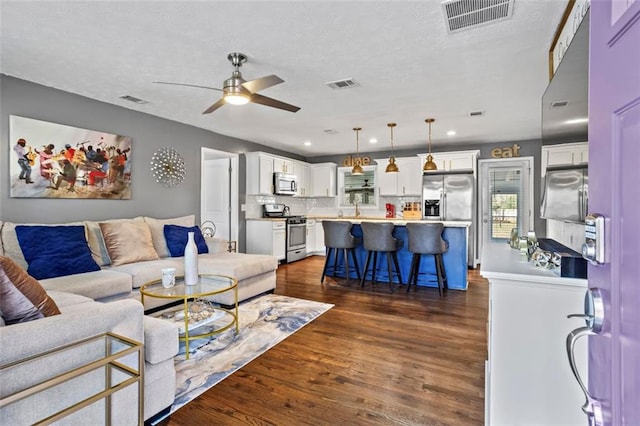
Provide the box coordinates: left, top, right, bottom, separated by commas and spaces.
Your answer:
184, 231, 199, 285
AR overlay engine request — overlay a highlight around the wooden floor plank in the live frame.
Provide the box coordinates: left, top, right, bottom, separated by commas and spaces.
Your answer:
162, 256, 488, 425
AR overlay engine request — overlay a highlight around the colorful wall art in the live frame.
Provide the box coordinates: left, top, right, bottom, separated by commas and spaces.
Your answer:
9, 115, 132, 199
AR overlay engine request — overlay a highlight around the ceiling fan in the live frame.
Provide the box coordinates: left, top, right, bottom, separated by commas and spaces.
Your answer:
154, 52, 300, 114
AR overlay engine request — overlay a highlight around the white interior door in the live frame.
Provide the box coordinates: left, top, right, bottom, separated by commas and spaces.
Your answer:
478, 158, 533, 260
200, 148, 238, 243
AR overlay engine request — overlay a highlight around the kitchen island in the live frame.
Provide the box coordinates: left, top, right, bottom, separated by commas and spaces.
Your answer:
316, 218, 471, 290
481, 241, 588, 425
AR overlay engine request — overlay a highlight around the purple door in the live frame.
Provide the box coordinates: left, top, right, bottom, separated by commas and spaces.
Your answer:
588, 0, 640, 424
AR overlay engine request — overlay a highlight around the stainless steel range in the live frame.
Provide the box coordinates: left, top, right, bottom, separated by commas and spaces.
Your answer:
285, 215, 307, 263
262, 204, 307, 263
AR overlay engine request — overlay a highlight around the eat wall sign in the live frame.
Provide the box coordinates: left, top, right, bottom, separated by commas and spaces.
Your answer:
491, 144, 521, 158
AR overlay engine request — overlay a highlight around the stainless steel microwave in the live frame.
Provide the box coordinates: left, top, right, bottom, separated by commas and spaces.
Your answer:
274, 172, 297, 195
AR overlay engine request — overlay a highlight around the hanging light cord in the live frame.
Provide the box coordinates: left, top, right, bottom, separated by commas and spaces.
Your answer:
390, 124, 395, 155
428, 120, 432, 154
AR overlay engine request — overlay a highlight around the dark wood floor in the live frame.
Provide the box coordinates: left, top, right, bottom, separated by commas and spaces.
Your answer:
163, 256, 489, 425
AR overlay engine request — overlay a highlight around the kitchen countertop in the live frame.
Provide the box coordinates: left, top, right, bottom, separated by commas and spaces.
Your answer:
480, 241, 587, 288
311, 216, 471, 227
246, 217, 287, 221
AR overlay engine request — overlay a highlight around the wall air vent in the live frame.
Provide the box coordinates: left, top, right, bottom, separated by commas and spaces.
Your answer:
469, 110, 485, 117
325, 78, 359, 90
551, 100, 569, 108
441, 0, 514, 33
119, 95, 149, 104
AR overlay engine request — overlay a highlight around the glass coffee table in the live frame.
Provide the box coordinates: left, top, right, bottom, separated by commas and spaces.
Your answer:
140, 274, 238, 359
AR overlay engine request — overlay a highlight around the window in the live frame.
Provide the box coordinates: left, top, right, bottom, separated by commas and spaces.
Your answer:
337, 166, 377, 208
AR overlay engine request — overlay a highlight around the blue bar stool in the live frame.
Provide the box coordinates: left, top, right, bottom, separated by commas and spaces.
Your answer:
406, 222, 448, 296
360, 222, 403, 292
321, 221, 361, 283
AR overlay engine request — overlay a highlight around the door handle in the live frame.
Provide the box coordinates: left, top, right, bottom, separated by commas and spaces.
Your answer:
566, 288, 604, 425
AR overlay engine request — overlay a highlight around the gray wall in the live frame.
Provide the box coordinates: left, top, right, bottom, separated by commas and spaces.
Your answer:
0, 75, 301, 249
308, 139, 546, 236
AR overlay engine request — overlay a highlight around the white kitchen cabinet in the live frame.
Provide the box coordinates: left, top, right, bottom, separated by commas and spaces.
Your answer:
419, 150, 479, 174
245, 152, 274, 195
273, 157, 293, 174
310, 163, 337, 197
305, 219, 316, 257
376, 156, 422, 196
541, 142, 588, 175
293, 161, 311, 197
246, 219, 286, 261
481, 242, 587, 426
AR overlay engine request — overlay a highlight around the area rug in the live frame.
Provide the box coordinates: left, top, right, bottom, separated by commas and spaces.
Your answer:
168, 294, 333, 415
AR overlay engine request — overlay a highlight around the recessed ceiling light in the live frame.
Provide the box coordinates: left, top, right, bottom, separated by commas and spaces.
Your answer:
565, 118, 588, 124
447, 130, 456, 136
303, 141, 312, 146
369, 138, 378, 144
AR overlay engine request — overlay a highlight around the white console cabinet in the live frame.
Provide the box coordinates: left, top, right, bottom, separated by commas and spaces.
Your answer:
481, 243, 587, 426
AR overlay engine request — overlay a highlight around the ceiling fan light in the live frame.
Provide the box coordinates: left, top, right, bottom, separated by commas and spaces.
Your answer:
385, 157, 399, 173
224, 93, 250, 105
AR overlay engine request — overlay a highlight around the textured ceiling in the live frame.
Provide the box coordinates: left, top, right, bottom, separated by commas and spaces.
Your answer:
0, 0, 570, 157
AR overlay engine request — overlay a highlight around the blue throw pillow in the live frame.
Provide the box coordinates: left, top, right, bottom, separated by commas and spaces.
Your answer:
164, 225, 209, 257
15, 225, 101, 280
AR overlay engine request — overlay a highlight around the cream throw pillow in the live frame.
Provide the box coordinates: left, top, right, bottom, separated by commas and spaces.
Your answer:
99, 221, 159, 266
85, 217, 144, 266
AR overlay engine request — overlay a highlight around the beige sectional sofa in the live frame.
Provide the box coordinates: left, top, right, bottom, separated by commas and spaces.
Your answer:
0, 215, 278, 424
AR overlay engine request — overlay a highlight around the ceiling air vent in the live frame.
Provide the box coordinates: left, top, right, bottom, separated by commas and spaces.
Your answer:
469, 110, 485, 117
323, 129, 339, 134
551, 100, 569, 108
119, 95, 149, 105
441, 0, 514, 33
325, 78, 359, 90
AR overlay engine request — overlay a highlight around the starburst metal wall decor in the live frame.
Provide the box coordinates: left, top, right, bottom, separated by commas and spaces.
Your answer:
150, 147, 186, 187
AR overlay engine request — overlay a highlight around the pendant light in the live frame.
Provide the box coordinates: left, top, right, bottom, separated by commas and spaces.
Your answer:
423, 118, 438, 171
385, 122, 399, 173
352, 127, 364, 175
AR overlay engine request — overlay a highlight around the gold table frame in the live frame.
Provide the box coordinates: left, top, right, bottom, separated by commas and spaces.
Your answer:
140, 274, 239, 359
0, 332, 144, 425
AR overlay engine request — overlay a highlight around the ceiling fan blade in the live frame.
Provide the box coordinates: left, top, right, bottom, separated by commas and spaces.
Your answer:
202, 98, 226, 114
251, 94, 300, 113
241, 75, 284, 93
153, 81, 223, 92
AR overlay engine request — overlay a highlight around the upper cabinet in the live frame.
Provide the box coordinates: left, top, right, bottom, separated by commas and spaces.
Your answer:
418, 150, 480, 174
310, 163, 337, 197
541, 142, 588, 175
375, 156, 422, 196
245, 152, 336, 197
292, 161, 311, 197
245, 152, 274, 195
273, 157, 294, 174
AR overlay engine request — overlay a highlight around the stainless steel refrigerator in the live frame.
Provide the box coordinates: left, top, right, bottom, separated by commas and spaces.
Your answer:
422, 171, 475, 266
422, 172, 475, 221
540, 165, 588, 223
